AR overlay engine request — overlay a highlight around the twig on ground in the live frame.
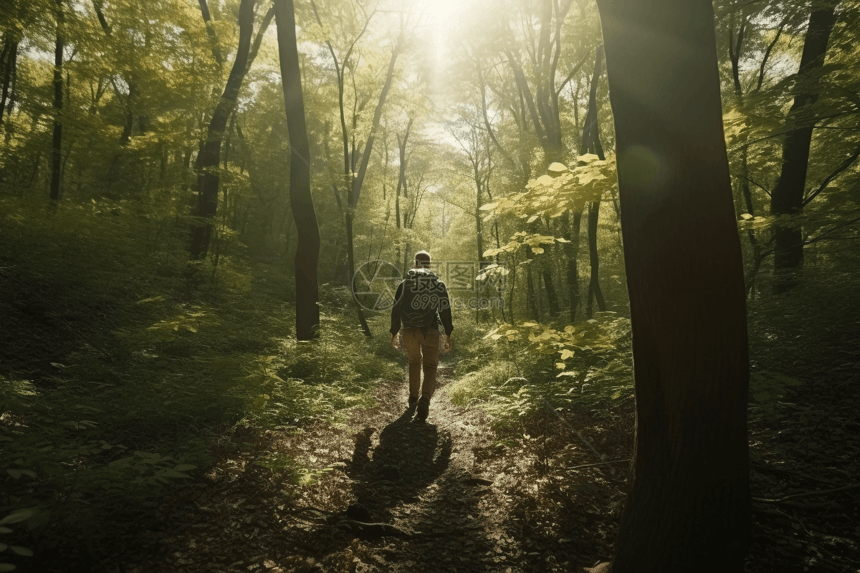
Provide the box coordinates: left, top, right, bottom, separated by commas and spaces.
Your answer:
568, 458, 631, 471
751, 462, 838, 486
541, 398, 604, 460
752, 483, 860, 504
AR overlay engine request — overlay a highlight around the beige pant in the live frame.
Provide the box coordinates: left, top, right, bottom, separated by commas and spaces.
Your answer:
403, 327, 440, 399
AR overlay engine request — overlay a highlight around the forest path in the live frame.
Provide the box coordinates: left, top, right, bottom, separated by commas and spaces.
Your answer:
148, 360, 618, 573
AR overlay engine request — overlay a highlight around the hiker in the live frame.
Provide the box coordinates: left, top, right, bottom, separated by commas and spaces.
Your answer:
389, 250, 454, 423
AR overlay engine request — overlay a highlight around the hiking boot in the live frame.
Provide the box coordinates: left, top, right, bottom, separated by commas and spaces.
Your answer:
413, 397, 430, 423
406, 395, 419, 412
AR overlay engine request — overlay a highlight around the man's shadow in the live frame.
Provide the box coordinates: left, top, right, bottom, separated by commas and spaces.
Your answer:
347, 408, 452, 522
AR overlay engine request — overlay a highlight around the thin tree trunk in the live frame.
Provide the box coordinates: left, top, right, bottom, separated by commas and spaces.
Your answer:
596, 0, 751, 569
526, 264, 538, 321
274, 0, 320, 340
0, 39, 18, 123
769, 4, 838, 293
190, 0, 256, 260
740, 147, 761, 296
563, 210, 583, 322
395, 120, 412, 267
198, 0, 223, 66
121, 82, 136, 144
50, 0, 64, 203
586, 200, 607, 317
582, 46, 607, 317
541, 260, 560, 316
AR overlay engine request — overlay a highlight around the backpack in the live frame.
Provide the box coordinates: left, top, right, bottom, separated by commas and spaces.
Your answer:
399, 269, 445, 329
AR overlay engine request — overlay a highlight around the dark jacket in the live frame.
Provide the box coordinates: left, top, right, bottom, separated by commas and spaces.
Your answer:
389, 268, 454, 336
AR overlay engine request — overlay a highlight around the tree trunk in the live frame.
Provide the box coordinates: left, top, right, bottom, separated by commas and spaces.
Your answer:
190, 0, 255, 260
739, 147, 761, 296
345, 210, 372, 337
198, 0, 223, 66
582, 46, 607, 318
395, 120, 411, 266
526, 264, 538, 321
586, 200, 607, 317
50, 0, 64, 203
596, 0, 751, 570
0, 39, 18, 123
337, 38, 400, 337
769, 4, 838, 293
563, 210, 583, 322
274, 0, 320, 340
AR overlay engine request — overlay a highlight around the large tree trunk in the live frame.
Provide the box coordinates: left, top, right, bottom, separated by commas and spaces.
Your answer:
769, 4, 838, 293
190, 0, 255, 260
274, 0, 320, 340
596, 0, 751, 570
50, 0, 64, 203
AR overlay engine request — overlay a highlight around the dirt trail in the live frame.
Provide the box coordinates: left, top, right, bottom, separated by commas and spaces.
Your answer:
145, 361, 625, 573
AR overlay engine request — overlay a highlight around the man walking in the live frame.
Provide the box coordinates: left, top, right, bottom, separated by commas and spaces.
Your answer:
390, 250, 454, 423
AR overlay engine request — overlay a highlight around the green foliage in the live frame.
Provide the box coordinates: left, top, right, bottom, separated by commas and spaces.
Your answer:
748, 371, 803, 418
255, 451, 345, 488
0, 195, 400, 568
450, 314, 634, 429
481, 155, 617, 224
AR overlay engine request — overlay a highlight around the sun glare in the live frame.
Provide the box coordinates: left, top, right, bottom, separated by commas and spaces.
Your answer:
426, 0, 474, 62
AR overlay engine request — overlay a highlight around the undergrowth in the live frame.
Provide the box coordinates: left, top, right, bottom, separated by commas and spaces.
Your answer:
449, 313, 635, 430
0, 196, 399, 572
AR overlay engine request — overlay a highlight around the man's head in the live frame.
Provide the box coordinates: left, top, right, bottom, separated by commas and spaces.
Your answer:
414, 250, 431, 269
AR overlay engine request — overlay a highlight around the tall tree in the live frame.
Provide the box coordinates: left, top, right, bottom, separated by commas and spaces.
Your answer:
49, 0, 64, 203
0, 35, 19, 124
769, 2, 839, 293
189, 0, 256, 260
274, 0, 320, 340
595, 0, 751, 569
310, 0, 404, 336
395, 116, 413, 267
581, 45, 607, 318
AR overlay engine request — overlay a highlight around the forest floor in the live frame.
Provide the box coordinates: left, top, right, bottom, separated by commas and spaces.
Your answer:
129, 338, 860, 573
135, 361, 634, 573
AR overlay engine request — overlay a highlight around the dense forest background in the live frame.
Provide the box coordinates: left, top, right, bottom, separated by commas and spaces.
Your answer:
1, 0, 858, 571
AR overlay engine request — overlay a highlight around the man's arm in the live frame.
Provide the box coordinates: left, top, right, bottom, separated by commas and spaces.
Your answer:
437, 282, 454, 353
390, 283, 404, 349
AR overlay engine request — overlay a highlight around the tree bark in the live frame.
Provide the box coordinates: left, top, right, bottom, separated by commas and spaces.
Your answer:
50, 0, 64, 203
0, 39, 18, 123
274, 0, 321, 340
395, 120, 412, 266
596, 0, 751, 569
586, 200, 606, 317
581, 46, 607, 318
198, 0, 223, 66
343, 44, 400, 337
769, 4, 838, 293
190, 0, 256, 260
563, 210, 583, 322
